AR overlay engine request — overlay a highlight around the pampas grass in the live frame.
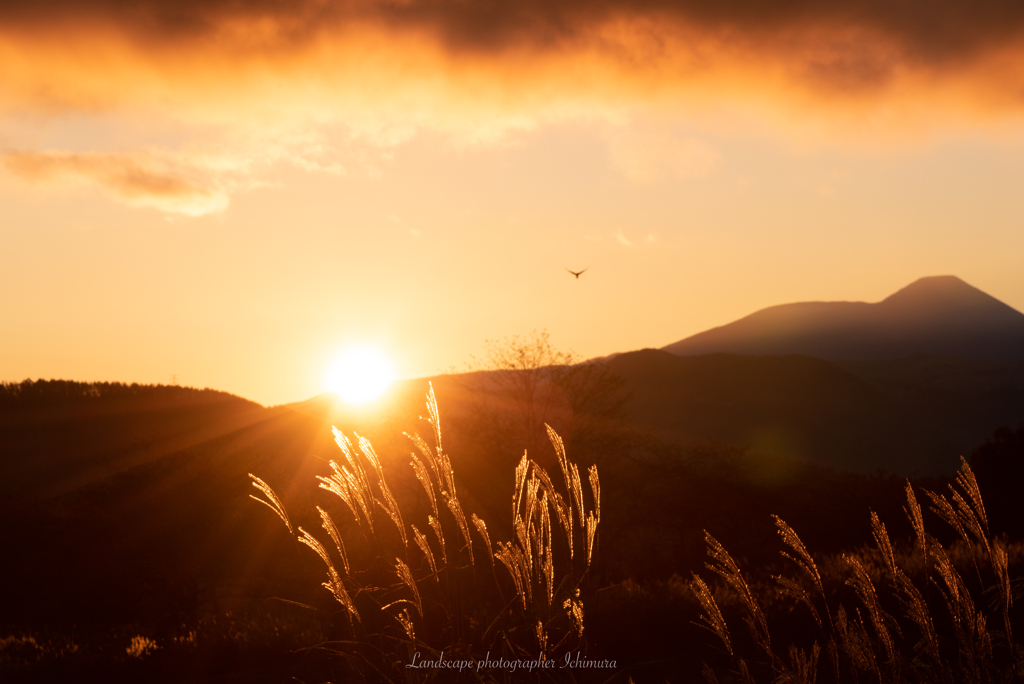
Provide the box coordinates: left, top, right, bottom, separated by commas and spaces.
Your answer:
692, 457, 1024, 684
248, 384, 601, 681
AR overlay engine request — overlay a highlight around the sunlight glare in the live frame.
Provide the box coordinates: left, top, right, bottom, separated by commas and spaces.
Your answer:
324, 347, 397, 404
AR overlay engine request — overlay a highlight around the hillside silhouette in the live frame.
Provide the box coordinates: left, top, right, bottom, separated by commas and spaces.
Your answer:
0, 380, 272, 501
0, 377, 915, 611
3, 371, 1022, 681
604, 349, 1024, 475
662, 275, 1024, 361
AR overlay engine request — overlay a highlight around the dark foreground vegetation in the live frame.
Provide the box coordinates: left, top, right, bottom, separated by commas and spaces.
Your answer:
2, 370, 1023, 682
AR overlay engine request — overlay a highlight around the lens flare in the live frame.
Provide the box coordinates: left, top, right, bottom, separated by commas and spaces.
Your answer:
324, 347, 396, 404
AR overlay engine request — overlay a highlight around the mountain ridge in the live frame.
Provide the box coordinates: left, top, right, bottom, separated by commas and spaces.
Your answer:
662, 276, 1024, 361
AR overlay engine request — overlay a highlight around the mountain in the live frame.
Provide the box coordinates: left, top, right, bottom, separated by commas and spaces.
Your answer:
662, 276, 1024, 361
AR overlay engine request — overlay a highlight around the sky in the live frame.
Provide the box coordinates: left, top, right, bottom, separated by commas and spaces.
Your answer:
3, 0, 1024, 405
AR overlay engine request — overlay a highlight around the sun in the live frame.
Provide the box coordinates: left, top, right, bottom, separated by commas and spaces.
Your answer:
324, 347, 397, 404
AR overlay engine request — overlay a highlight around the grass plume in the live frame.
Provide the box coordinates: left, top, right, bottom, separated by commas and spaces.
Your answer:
694, 458, 1023, 684
248, 384, 600, 680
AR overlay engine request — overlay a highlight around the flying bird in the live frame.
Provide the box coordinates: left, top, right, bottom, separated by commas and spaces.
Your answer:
566, 267, 589, 279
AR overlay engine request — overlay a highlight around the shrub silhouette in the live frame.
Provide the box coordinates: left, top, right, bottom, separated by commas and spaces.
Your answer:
972, 424, 1024, 538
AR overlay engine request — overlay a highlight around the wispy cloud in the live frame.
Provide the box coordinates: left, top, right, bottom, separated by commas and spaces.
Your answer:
0, 121, 391, 215
2, 150, 229, 216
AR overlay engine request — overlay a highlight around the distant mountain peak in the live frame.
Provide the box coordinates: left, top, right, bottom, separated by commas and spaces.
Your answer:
899, 274, 969, 288
662, 276, 1024, 361
882, 275, 1007, 309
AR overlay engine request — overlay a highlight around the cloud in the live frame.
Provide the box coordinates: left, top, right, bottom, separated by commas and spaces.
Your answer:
2, 0, 1024, 219
1, 0, 1024, 126
0, 0, 1019, 67
2, 150, 229, 216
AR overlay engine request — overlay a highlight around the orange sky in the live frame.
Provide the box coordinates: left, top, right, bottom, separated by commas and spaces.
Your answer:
3, 0, 1024, 404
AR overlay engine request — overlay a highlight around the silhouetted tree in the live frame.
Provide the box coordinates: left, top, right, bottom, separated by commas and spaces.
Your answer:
460, 330, 627, 464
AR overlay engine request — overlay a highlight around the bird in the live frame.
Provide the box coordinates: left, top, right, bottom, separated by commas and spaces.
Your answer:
566, 267, 588, 279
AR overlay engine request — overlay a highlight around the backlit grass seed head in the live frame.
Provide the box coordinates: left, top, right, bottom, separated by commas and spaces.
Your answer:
471, 513, 494, 563
514, 452, 529, 524
412, 524, 439, 577
406, 431, 436, 468
925, 489, 976, 554
421, 382, 443, 456
552, 490, 573, 559
438, 452, 458, 500
563, 589, 585, 637
895, 571, 941, 666
350, 432, 405, 544
926, 462, 993, 581
844, 554, 897, 671
317, 506, 350, 575
588, 464, 600, 525
395, 557, 423, 619
512, 543, 533, 606
773, 515, 822, 595
299, 526, 360, 621
410, 452, 439, 520
298, 526, 333, 570
355, 433, 381, 471
540, 491, 554, 604
515, 518, 532, 578
428, 514, 447, 567
325, 565, 360, 622
690, 573, 733, 657
870, 511, 898, 582
496, 541, 528, 609
531, 463, 571, 548
535, 620, 548, 658
993, 541, 1013, 638
248, 474, 293, 535
904, 480, 927, 560
956, 456, 988, 533
374, 472, 408, 548
333, 428, 375, 497
570, 463, 585, 529
585, 511, 597, 568
317, 461, 375, 534
524, 476, 541, 532
397, 608, 416, 642
444, 489, 474, 566
427, 383, 442, 447
704, 532, 771, 656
